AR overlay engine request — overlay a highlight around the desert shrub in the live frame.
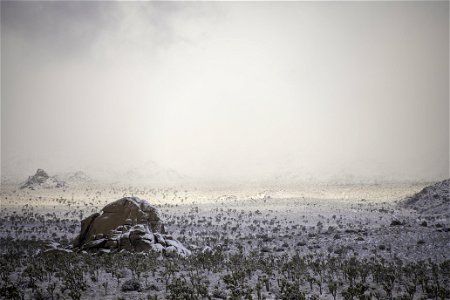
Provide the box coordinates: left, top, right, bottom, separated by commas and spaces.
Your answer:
278, 278, 306, 300
60, 265, 87, 300
223, 270, 253, 299
121, 278, 142, 292
167, 277, 196, 300
0, 283, 23, 300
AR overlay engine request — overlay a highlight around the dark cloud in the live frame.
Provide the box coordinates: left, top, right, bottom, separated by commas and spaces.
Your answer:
1, 1, 115, 59
1, 1, 221, 62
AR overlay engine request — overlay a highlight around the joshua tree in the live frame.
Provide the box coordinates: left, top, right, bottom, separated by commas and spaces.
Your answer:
47, 282, 56, 300
327, 280, 338, 300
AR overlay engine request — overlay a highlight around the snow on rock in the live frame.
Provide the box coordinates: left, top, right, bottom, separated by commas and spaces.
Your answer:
402, 179, 449, 216
73, 196, 190, 256
201, 246, 212, 253
20, 169, 66, 189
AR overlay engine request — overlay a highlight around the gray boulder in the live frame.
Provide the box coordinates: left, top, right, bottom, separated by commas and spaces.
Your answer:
73, 197, 190, 256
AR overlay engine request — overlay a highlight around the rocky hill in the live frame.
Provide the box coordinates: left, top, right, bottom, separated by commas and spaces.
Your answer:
20, 169, 66, 189
402, 179, 449, 216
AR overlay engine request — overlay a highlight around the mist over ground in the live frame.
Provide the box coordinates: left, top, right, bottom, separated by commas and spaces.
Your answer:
1, 1, 449, 185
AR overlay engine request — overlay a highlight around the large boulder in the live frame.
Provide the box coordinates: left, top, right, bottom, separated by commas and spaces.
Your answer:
73, 197, 190, 256
20, 169, 66, 189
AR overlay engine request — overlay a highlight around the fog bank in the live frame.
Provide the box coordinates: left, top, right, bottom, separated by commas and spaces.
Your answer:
1, 1, 449, 184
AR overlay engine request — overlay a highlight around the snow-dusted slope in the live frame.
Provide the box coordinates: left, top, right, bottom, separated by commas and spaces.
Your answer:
403, 179, 449, 216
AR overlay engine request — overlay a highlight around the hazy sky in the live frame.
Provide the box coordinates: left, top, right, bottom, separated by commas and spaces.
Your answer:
1, 1, 449, 183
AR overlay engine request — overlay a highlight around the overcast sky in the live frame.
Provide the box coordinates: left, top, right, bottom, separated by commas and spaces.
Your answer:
1, 1, 449, 183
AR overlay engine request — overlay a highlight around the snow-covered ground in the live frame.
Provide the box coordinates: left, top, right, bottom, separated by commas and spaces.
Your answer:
0, 182, 448, 299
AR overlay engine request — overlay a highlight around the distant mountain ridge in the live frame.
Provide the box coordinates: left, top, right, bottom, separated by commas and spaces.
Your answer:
55, 171, 93, 185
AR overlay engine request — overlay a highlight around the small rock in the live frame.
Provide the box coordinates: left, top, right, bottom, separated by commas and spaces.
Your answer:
390, 220, 403, 226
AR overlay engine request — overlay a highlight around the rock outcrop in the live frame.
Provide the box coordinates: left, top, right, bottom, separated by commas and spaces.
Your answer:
73, 197, 190, 256
20, 169, 66, 189
403, 179, 449, 216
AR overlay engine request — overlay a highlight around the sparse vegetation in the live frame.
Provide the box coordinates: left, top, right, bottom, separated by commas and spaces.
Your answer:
0, 182, 449, 299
